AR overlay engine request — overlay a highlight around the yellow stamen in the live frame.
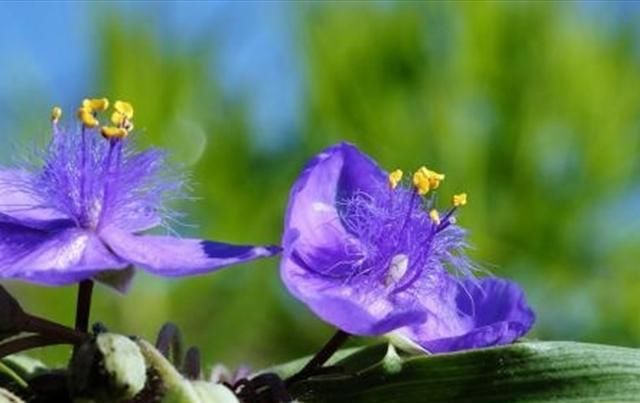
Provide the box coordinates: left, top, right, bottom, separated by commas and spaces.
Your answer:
114, 100, 134, 119
101, 126, 129, 139
453, 193, 467, 207
412, 169, 431, 195
418, 166, 445, 189
388, 169, 403, 189
51, 106, 62, 123
111, 111, 125, 126
77, 107, 99, 128
111, 100, 134, 130
429, 209, 441, 225
82, 98, 109, 112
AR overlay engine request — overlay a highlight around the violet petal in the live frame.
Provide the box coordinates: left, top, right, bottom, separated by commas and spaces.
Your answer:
0, 217, 128, 285
100, 226, 280, 276
399, 278, 536, 353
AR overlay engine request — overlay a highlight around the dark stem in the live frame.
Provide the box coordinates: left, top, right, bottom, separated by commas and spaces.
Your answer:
21, 314, 87, 344
285, 330, 350, 386
0, 335, 73, 359
436, 206, 457, 233
74, 280, 94, 333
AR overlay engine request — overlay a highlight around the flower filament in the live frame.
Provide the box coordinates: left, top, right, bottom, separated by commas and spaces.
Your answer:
340, 165, 469, 292
45, 97, 138, 229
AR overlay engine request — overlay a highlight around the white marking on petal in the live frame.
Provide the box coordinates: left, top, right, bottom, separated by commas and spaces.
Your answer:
385, 254, 409, 286
312, 202, 334, 212
252, 247, 270, 256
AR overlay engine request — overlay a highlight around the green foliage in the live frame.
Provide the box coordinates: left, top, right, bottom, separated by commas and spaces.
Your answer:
5, 339, 640, 402
288, 342, 640, 402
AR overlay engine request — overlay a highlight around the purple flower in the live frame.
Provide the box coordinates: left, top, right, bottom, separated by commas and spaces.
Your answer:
280, 142, 534, 351
0, 99, 279, 288
393, 277, 535, 353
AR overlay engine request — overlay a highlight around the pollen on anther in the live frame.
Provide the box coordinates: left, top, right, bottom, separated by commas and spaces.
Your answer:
114, 101, 134, 119
453, 193, 467, 207
82, 98, 109, 112
112, 100, 134, 128
412, 169, 431, 195
77, 107, 99, 128
51, 106, 62, 123
101, 126, 128, 139
419, 167, 445, 189
429, 209, 441, 225
388, 169, 403, 189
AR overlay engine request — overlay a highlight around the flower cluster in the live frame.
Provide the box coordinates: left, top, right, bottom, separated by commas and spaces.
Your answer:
0, 98, 279, 289
0, 98, 534, 357
281, 143, 534, 352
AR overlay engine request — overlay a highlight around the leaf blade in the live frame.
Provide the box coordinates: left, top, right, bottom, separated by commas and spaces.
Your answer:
289, 342, 640, 402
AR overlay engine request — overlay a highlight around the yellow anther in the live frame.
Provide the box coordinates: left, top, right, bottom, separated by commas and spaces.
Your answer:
101, 126, 129, 139
114, 100, 134, 119
51, 106, 62, 123
388, 169, 403, 189
111, 100, 134, 129
418, 166, 445, 189
453, 193, 468, 207
412, 170, 431, 195
77, 107, 99, 128
82, 97, 109, 112
429, 209, 441, 225
111, 111, 125, 126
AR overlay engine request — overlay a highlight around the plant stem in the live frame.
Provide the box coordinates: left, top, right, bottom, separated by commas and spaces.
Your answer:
74, 280, 94, 333
21, 314, 87, 344
0, 335, 73, 359
285, 330, 350, 386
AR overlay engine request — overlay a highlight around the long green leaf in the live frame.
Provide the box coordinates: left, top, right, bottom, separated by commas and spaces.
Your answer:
288, 342, 640, 402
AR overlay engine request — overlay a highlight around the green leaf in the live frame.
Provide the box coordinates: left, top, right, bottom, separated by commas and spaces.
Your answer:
0, 387, 25, 403
0, 355, 47, 386
0, 361, 28, 390
288, 342, 640, 402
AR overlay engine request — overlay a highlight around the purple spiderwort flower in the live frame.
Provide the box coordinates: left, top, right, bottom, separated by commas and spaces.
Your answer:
281, 142, 534, 352
0, 98, 279, 289
392, 277, 535, 353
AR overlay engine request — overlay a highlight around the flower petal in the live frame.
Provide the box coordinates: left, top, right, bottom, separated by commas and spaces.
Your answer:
282, 143, 422, 335
100, 226, 280, 276
282, 142, 388, 283
0, 217, 128, 285
281, 252, 426, 335
283, 142, 388, 250
0, 169, 68, 222
397, 277, 535, 353
335, 142, 388, 201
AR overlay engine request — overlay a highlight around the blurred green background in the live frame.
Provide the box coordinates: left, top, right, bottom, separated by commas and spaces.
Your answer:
1, 1, 640, 371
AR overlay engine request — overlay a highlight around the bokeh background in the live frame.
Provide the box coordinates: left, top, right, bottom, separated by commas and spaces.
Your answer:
1, 1, 639, 370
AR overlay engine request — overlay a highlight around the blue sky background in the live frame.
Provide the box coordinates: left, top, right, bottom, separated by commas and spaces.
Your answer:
1, 1, 639, 251
0, 1, 302, 152
1, 1, 639, 152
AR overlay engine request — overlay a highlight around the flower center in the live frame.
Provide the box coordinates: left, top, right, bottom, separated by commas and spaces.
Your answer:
48, 98, 136, 229
338, 166, 468, 291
